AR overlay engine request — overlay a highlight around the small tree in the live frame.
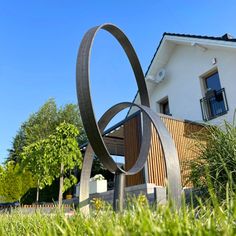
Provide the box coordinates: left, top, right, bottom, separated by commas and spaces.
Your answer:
0, 162, 35, 202
21, 140, 54, 203
44, 122, 82, 208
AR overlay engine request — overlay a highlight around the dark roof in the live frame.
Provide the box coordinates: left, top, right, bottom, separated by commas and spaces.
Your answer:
163, 32, 236, 42
147, 32, 236, 77
146, 32, 236, 74
147, 32, 236, 78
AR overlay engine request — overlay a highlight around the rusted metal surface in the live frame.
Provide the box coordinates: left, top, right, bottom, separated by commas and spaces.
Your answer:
76, 24, 182, 213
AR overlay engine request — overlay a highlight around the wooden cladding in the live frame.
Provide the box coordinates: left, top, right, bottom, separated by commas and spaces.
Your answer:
124, 114, 205, 187
124, 114, 144, 186
147, 124, 166, 187
148, 116, 205, 187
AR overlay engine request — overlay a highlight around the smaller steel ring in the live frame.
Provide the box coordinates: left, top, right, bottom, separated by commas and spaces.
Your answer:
79, 102, 182, 213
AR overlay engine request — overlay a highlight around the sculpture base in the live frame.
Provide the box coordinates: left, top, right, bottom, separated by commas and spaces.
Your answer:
89, 183, 166, 205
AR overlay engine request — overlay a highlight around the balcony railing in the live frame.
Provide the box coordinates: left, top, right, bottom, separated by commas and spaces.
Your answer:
200, 88, 229, 121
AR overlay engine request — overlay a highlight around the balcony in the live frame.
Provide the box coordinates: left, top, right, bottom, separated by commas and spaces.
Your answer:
200, 88, 229, 121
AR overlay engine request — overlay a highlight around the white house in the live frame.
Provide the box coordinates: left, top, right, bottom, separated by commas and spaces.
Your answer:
132, 33, 236, 125
79, 32, 236, 192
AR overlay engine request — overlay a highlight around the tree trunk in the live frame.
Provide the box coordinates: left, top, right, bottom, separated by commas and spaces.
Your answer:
58, 163, 64, 208
36, 179, 40, 204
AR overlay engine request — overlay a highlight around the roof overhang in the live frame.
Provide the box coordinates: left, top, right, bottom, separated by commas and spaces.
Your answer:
148, 34, 236, 81
129, 33, 236, 109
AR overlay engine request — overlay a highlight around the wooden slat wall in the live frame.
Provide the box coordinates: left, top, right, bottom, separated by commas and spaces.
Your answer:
124, 114, 205, 187
171, 118, 204, 187
148, 117, 204, 187
124, 114, 144, 186
147, 124, 166, 186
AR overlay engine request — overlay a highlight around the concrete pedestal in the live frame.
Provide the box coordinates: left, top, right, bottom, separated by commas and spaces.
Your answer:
90, 183, 166, 204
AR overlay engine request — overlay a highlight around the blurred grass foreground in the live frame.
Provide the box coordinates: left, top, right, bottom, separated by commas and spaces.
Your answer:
1, 195, 236, 236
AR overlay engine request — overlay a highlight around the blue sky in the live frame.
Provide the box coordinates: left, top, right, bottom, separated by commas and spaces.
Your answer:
1, 1, 236, 163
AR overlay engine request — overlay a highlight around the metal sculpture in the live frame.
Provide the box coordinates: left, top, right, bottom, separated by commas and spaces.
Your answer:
76, 23, 182, 214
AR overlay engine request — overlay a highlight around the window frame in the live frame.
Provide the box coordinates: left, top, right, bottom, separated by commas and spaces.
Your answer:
158, 96, 171, 116
199, 68, 228, 121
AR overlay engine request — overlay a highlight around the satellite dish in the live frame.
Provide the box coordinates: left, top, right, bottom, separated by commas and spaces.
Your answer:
146, 68, 166, 84
156, 68, 166, 82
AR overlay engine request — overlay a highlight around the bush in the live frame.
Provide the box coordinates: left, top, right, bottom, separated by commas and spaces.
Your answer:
189, 120, 236, 200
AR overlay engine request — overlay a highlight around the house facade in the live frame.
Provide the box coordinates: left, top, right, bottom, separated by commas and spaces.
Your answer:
132, 33, 236, 125
80, 33, 236, 191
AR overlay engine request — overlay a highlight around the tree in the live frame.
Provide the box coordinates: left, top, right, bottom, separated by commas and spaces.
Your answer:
7, 98, 87, 163
0, 162, 35, 202
20, 122, 82, 207
57, 104, 87, 145
21, 139, 55, 203
23, 98, 58, 145
6, 99, 86, 203
7, 129, 26, 163
6, 99, 86, 204
44, 122, 82, 208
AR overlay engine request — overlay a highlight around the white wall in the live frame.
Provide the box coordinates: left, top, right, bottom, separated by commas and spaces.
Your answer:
147, 44, 236, 125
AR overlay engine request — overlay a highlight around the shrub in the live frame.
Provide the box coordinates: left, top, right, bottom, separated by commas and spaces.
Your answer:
189, 120, 236, 200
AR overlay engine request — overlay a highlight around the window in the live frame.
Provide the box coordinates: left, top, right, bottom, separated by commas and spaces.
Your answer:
159, 98, 171, 116
204, 71, 222, 92
200, 71, 228, 121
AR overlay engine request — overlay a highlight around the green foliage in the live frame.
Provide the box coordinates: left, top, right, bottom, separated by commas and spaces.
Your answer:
21, 139, 54, 189
7, 98, 87, 163
57, 103, 87, 146
7, 130, 26, 163
21, 122, 82, 203
189, 121, 236, 200
90, 198, 109, 212
136, 194, 149, 206
91, 198, 106, 211
6, 98, 85, 203
44, 122, 82, 192
0, 162, 36, 202
24, 98, 58, 144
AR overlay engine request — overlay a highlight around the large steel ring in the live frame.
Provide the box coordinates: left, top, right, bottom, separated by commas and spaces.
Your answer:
76, 23, 151, 174
78, 102, 182, 211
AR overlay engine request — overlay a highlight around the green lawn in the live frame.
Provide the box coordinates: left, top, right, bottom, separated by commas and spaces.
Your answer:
1, 196, 236, 236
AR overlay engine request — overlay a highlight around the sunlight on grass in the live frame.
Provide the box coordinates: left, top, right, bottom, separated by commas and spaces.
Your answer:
1, 195, 236, 236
